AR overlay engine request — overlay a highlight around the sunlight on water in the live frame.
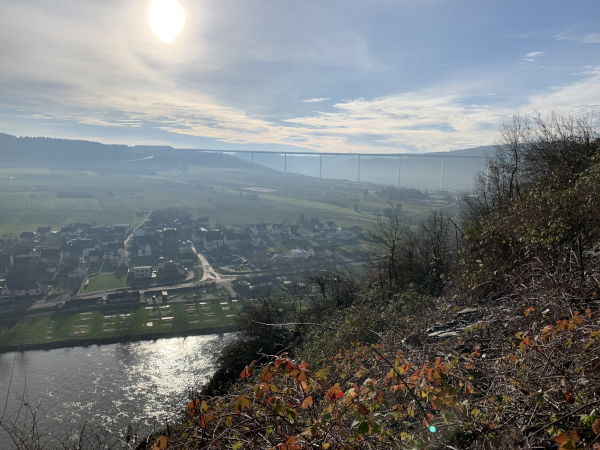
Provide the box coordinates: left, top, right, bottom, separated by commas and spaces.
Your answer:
0, 334, 231, 444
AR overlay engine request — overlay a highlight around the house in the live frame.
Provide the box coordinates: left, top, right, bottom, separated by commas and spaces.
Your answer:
45, 263, 59, 274
19, 232, 35, 244
251, 223, 269, 236
291, 249, 310, 259
251, 236, 263, 247
143, 225, 156, 236
40, 248, 63, 264
324, 221, 337, 230
112, 224, 131, 233
65, 297, 103, 308
36, 226, 53, 237
250, 276, 274, 289
178, 250, 196, 264
87, 249, 104, 262
0, 253, 13, 277
271, 223, 284, 235
223, 232, 240, 248
309, 246, 326, 258
106, 290, 141, 304
161, 228, 179, 247
197, 216, 210, 227
60, 226, 78, 237
133, 227, 146, 237
112, 225, 129, 241
68, 267, 87, 278
309, 230, 325, 240
336, 227, 357, 240
192, 228, 207, 244
0, 280, 39, 298
158, 262, 181, 279
132, 266, 153, 279
137, 243, 152, 257
14, 248, 40, 259
204, 231, 224, 251
288, 228, 302, 240
207, 247, 233, 262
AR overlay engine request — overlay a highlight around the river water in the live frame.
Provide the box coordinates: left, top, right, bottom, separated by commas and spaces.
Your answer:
0, 334, 231, 449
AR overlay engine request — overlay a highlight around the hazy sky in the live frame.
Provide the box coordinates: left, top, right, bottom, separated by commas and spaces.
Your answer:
0, 0, 599, 153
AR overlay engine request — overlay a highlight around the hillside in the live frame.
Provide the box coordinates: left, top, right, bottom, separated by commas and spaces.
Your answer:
136, 113, 600, 450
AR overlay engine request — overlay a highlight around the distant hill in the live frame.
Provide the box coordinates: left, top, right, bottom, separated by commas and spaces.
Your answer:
0, 134, 264, 174
0, 133, 493, 188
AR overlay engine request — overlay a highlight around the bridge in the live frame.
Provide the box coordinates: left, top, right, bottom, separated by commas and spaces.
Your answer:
193, 149, 488, 190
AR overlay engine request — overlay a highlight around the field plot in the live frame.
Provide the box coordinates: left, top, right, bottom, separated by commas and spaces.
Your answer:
0, 162, 449, 235
0, 300, 239, 348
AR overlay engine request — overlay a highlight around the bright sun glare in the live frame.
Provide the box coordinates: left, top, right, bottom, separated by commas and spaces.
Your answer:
148, 0, 185, 43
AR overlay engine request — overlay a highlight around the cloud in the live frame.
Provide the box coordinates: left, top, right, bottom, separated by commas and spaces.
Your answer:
581, 33, 600, 44
553, 31, 600, 44
302, 98, 331, 103
1, 0, 599, 155
522, 51, 545, 62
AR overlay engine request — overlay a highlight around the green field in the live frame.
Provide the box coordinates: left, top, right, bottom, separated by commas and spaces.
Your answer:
0, 299, 240, 348
0, 165, 452, 236
83, 272, 129, 292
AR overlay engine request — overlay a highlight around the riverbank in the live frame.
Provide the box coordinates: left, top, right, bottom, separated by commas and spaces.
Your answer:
0, 324, 236, 354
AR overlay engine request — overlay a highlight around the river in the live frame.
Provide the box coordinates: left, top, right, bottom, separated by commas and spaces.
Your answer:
0, 334, 231, 449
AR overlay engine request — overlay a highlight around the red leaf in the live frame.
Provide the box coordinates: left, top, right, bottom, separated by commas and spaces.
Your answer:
564, 390, 575, 404
357, 403, 369, 415
592, 418, 600, 434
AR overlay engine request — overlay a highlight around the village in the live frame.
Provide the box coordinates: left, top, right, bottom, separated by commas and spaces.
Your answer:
0, 211, 365, 307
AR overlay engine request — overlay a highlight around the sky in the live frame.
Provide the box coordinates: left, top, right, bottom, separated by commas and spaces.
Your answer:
0, 0, 599, 154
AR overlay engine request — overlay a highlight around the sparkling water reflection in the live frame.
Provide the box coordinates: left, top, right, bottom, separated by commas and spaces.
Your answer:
0, 334, 231, 446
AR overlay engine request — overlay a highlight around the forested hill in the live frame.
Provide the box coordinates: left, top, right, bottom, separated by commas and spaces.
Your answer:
0, 134, 262, 173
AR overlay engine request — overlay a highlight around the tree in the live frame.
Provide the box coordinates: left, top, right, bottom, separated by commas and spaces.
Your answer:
366, 202, 407, 288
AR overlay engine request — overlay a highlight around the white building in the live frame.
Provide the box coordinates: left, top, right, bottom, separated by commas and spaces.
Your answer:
138, 244, 152, 257
291, 249, 310, 259
133, 266, 153, 279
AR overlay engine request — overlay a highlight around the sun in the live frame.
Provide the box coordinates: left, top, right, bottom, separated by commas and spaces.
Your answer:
148, 0, 185, 43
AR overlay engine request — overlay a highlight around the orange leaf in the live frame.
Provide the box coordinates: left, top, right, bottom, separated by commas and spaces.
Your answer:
588, 308, 592, 319
153, 436, 168, 450
592, 418, 600, 434
555, 434, 570, 444
296, 371, 307, 382
357, 403, 369, 415
301, 396, 313, 409
570, 430, 579, 442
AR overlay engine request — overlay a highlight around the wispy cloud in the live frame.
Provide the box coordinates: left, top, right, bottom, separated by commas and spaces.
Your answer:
553, 31, 600, 44
302, 98, 331, 103
523, 51, 546, 62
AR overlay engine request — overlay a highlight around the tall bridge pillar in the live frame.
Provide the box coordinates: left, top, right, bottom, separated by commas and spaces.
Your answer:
398, 156, 401, 187
440, 157, 445, 190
